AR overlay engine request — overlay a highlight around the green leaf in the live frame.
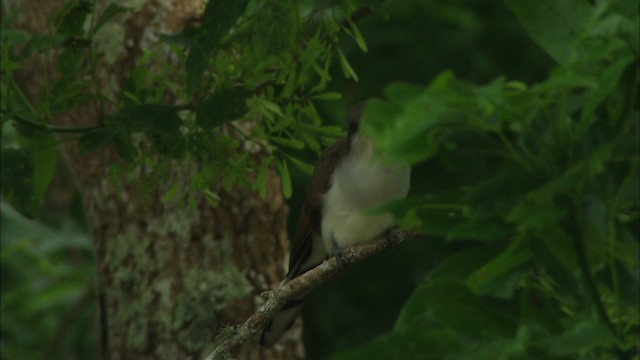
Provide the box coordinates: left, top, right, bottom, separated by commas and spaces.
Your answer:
255, 98, 283, 118
533, 70, 598, 93
57, 48, 84, 80
312, 125, 343, 136
283, 154, 313, 176
31, 131, 57, 199
507, 198, 566, 231
254, 157, 272, 199
196, 88, 250, 129
269, 136, 304, 149
0, 148, 38, 219
0, 57, 22, 71
56, 2, 92, 37
395, 279, 517, 338
252, 0, 297, 57
429, 243, 506, 281
543, 320, 616, 356
449, 326, 532, 360
466, 237, 532, 297
280, 70, 296, 98
312, 92, 342, 100
330, 325, 457, 360
529, 239, 579, 296
300, 131, 321, 155
337, 48, 359, 82
1, 29, 31, 48
580, 56, 634, 125
18, 34, 66, 60
343, 20, 368, 53
275, 159, 292, 199
185, 0, 250, 92
93, 3, 127, 35
504, 0, 593, 64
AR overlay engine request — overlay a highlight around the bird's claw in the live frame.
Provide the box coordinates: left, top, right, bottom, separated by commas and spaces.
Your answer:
331, 233, 344, 265
384, 228, 396, 249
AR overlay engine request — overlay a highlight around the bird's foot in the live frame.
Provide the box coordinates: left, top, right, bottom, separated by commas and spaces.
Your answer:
384, 228, 396, 249
331, 233, 344, 265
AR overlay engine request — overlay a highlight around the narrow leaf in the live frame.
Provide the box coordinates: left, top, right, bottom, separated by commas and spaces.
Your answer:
94, 3, 127, 35
337, 48, 359, 81
0, 148, 38, 219
276, 159, 292, 199
284, 154, 314, 176
269, 136, 305, 149
31, 131, 57, 198
185, 0, 250, 92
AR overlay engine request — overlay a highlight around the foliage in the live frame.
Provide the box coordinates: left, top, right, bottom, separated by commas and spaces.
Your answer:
1, 0, 638, 359
327, 0, 638, 359
0, 203, 96, 359
1, 0, 358, 219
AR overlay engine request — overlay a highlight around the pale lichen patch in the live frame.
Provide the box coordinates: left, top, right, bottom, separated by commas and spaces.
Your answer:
92, 22, 126, 65
147, 206, 198, 239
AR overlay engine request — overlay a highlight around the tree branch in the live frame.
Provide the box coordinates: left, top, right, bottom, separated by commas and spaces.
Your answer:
204, 228, 420, 360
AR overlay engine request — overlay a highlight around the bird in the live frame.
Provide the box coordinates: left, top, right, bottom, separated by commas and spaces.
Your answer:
260, 101, 411, 346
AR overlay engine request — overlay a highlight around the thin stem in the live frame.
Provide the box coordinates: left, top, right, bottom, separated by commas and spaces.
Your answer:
11, 81, 39, 117
4, 113, 104, 133
229, 122, 270, 150
563, 198, 624, 359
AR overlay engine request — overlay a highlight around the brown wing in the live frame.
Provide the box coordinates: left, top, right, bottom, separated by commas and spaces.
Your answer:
285, 137, 349, 280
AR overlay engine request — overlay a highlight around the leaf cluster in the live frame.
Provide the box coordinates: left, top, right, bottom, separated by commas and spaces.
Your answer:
1, 0, 370, 217
334, 0, 638, 358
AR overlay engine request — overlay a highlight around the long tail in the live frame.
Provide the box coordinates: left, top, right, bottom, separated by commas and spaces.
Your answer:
261, 232, 326, 345
260, 291, 309, 346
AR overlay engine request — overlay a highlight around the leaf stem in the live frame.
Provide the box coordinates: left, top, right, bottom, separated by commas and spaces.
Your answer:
564, 198, 624, 358
11, 81, 39, 117
3, 113, 103, 133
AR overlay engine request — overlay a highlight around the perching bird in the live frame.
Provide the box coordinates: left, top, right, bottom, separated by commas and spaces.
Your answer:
260, 102, 411, 346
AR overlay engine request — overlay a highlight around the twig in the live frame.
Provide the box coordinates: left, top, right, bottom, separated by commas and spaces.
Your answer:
2, 113, 104, 133
204, 229, 420, 360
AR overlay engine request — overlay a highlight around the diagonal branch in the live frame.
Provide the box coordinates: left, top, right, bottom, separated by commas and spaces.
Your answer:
204, 229, 420, 360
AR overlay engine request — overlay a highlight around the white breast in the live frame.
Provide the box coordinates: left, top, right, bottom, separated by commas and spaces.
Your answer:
320, 135, 411, 251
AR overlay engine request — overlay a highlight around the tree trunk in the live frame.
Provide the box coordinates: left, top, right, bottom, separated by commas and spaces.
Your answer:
10, 0, 304, 358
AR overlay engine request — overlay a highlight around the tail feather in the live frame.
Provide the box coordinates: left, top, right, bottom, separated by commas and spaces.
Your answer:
261, 234, 326, 346
260, 294, 308, 346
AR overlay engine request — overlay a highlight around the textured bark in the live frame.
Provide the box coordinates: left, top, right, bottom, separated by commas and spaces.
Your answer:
10, 0, 304, 358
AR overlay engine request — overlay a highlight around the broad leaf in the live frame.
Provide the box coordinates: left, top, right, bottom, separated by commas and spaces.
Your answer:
1, 148, 37, 219
504, 0, 593, 64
